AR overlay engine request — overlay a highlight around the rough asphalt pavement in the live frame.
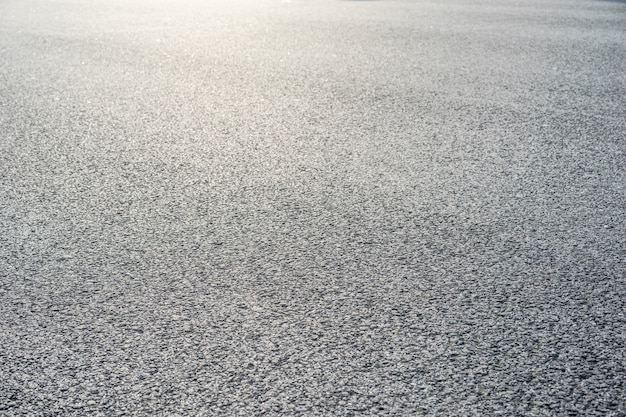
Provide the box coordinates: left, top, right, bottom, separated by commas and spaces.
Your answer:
1, 0, 625, 415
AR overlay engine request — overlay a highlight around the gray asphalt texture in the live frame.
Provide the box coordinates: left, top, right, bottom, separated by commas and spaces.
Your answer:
1, 0, 625, 415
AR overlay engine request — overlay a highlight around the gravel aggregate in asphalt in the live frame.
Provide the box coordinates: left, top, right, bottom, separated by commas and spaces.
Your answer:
1, 0, 625, 415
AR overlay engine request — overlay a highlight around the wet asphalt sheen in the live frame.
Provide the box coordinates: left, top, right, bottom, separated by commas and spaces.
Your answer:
1, 0, 625, 415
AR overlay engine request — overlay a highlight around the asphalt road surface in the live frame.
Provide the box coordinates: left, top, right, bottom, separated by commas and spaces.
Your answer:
1, 0, 625, 415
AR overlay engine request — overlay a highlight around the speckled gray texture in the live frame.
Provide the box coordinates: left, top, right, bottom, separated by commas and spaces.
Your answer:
1, 0, 625, 415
